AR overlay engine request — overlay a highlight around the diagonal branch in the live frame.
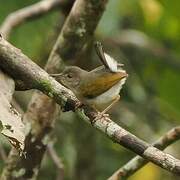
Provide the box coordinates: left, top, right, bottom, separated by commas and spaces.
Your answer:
108, 126, 180, 180
0, 37, 180, 175
47, 143, 64, 180
0, 0, 70, 39
45, 0, 108, 73
1, 0, 108, 179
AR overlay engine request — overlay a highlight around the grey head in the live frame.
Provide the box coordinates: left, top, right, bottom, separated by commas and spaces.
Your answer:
51, 66, 88, 91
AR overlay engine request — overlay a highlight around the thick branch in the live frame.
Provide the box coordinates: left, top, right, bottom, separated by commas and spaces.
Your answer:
108, 126, 180, 180
0, 38, 79, 109
0, 38, 180, 175
1, 0, 108, 179
0, 0, 69, 39
47, 0, 108, 69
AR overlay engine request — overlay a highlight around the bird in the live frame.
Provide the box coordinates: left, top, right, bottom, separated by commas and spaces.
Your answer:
51, 42, 128, 114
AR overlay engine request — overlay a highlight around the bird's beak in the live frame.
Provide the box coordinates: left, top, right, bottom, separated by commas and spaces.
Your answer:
50, 73, 63, 77
50, 73, 63, 83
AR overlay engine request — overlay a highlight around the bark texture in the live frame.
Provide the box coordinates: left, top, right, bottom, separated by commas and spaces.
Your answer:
0, 37, 180, 176
108, 126, 180, 179
0, 0, 108, 179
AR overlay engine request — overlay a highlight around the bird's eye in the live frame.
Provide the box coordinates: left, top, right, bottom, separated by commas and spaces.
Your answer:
67, 73, 73, 78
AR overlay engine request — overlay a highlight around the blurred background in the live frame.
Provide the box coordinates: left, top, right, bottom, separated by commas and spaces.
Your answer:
0, 0, 180, 179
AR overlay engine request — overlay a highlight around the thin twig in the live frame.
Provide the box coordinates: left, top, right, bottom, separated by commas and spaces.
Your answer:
0, 38, 180, 175
47, 143, 64, 180
0, 0, 67, 39
0, 143, 7, 162
108, 126, 180, 180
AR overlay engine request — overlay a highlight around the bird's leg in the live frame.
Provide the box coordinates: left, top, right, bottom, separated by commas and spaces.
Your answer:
94, 95, 120, 121
101, 95, 120, 114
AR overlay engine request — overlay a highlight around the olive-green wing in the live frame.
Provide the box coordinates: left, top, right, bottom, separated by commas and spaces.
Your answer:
79, 71, 127, 98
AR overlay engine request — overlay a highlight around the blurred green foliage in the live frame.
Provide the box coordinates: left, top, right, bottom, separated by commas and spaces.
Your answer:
0, 0, 60, 62
0, 0, 179, 180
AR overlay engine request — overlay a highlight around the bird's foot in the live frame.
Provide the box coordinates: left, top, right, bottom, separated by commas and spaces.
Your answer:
93, 111, 110, 123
